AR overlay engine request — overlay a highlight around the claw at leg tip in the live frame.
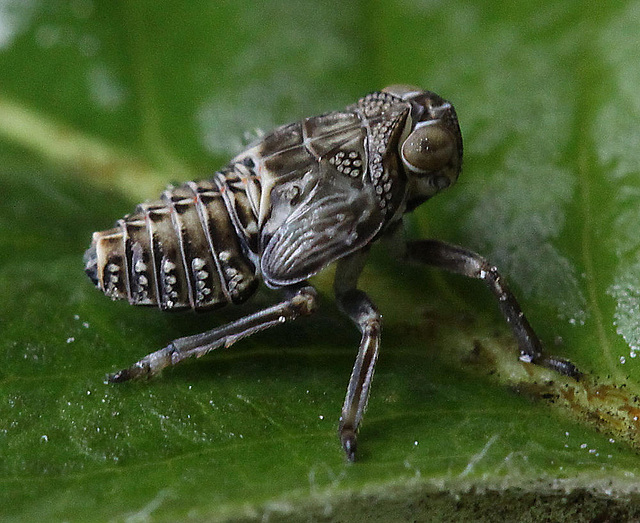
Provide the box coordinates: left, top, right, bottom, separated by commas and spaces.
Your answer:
341, 430, 357, 462
108, 369, 129, 383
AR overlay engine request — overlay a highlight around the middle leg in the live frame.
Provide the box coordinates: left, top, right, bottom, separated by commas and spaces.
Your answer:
334, 249, 382, 462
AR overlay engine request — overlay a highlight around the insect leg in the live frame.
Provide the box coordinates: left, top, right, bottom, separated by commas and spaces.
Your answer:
334, 250, 381, 462
406, 239, 581, 379
109, 284, 317, 382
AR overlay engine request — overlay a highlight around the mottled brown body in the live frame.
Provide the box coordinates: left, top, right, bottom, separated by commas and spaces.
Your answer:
85, 176, 259, 311
85, 90, 417, 308
85, 86, 578, 462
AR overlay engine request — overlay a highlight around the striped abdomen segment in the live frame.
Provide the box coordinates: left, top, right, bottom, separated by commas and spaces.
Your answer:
84, 179, 259, 311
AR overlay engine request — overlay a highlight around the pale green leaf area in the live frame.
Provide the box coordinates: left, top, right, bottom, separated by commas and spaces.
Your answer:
2, 1, 640, 521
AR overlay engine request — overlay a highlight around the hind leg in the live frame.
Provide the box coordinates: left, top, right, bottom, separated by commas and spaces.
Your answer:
109, 284, 317, 382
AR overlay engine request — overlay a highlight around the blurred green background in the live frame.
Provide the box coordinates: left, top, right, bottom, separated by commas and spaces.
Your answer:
2, 1, 640, 521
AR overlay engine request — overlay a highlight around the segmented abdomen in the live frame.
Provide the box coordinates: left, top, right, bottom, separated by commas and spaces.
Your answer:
84, 176, 259, 311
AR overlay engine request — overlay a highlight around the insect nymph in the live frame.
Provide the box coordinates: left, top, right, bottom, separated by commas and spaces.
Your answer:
85, 85, 579, 461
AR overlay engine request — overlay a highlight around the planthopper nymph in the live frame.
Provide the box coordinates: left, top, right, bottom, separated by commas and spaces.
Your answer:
84, 85, 580, 461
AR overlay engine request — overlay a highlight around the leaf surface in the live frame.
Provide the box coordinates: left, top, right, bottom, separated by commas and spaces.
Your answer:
2, 1, 640, 520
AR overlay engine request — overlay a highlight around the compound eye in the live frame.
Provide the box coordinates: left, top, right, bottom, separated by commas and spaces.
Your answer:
401, 124, 455, 174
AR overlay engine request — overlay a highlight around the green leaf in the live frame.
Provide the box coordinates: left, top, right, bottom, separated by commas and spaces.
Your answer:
2, 1, 640, 520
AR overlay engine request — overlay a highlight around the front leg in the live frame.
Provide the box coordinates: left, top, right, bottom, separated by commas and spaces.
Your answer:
406, 240, 580, 379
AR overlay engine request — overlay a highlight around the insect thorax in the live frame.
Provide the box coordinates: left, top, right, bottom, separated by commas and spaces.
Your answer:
85, 90, 420, 309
